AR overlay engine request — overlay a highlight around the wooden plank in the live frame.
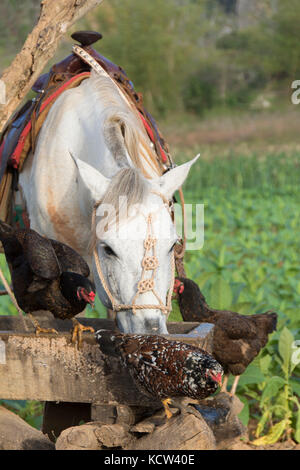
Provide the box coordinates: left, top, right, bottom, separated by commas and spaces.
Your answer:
0, 316, 214, 405
0, 314, 204, 335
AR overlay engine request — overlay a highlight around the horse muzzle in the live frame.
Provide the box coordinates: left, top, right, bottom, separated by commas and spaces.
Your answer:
115, 308, 169, 335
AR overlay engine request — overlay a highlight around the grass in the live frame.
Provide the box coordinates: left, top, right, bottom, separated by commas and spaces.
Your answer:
169, 147, 299, 443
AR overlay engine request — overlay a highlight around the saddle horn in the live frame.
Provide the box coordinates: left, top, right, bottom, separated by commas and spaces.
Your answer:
71, 31, 103, 47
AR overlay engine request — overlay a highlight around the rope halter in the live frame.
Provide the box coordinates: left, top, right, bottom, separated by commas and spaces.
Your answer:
91, 192, 175, 316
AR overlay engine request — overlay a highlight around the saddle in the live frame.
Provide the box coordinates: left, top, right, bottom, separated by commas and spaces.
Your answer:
0, 31, 172, 184
0, 32, 186, 271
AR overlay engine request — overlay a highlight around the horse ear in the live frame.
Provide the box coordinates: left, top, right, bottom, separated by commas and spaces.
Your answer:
71, 155, 110, 203
157, 154, 200, 199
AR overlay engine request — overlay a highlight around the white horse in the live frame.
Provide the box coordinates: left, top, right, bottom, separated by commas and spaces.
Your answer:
18, 70, 198, 334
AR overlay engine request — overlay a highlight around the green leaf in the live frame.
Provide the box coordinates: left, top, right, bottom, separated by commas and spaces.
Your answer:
252, 419, 289, 446
217, 245, 226, 268
256, 409, 271, 438
196, 272, 217, 288
237, 364, 265, 387
290, 380, 300, 397
278, 327, 294, 377
260, 376, 285, 405
237, 396, 249, 426
230, 302, 253, 314
291, 341, 300, 373
295, 408, 300, 444
259, 354, 272, 375
209, 277, 233, 310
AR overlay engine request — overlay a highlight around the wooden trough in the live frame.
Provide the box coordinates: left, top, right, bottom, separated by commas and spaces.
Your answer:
2, 314, 242, 449
0, 315, 214, 405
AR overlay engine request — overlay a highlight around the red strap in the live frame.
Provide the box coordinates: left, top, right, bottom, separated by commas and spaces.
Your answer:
9, 71, 167, 168
139, 113, 167, 163
39, 72, 91, 113
10, 72, 91, 168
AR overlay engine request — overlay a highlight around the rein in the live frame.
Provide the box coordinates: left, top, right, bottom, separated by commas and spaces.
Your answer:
91, 192, 175, 316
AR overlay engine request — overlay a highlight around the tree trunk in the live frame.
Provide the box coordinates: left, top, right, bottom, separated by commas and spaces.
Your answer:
0, 0, 103, 131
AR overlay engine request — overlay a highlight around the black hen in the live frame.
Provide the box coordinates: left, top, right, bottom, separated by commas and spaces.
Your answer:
96, 329, 223, 418
0, 220, 95, 339
174, 277, 277, 392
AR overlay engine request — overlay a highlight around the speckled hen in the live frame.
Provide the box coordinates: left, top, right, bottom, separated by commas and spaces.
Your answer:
174, 277, 277, 394
0, 220, 95, 344
95, 330, 223, 418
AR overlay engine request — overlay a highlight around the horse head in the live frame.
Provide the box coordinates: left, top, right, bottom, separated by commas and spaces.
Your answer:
73, 154, 199, 334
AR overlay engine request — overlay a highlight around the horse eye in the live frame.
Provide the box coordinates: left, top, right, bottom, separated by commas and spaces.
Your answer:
103, 245, 117, 257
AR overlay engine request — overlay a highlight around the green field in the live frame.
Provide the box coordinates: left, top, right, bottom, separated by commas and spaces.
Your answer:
0, 147, 299, 444
174, 150, 300, 444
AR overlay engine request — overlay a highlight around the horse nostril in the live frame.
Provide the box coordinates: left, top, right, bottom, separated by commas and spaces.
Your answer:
143, 317, 163, 334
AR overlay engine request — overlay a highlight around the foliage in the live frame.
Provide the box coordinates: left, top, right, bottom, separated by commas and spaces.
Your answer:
0, 400, 43, 429
1, 0, 300, 116
82, 0, 212, 116
216, 0, 300, 97
0, 0, 40, 68
250, 328, 300, 444
182, 57, 222, 115
173, 151, 299, 443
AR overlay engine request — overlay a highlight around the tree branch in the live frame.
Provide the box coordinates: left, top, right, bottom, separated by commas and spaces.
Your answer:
0, 0, 103, 131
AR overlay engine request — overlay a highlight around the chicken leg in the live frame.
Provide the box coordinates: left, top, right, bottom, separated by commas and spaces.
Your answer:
71, 318, 95, 348
161, 398, 173, 419
28, 313, 58, 336
221, 375, 229, 393
162, 397, 201, 420
230, 375, 240, 395
220, 374, 240, 395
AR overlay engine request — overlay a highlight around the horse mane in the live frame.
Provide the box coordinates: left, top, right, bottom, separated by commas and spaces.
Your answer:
89, 166, 151, 250
85, 71, 164, 250
100, 166, 148, 218
88, 70, 161, 178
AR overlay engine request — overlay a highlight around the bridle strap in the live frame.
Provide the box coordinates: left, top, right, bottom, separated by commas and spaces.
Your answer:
91, 192, 175, 316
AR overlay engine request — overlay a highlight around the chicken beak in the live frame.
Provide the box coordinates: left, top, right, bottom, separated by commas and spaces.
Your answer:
216, 373, 223, 387
78, 288, 95, 307
210, 371, 222, 387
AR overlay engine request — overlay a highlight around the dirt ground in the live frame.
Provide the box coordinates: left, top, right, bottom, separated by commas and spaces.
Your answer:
231, 440, 300, 451
162, 107, 300, 157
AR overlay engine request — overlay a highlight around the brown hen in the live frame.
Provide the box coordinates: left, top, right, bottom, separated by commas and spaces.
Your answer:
0, 220, 95, 344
